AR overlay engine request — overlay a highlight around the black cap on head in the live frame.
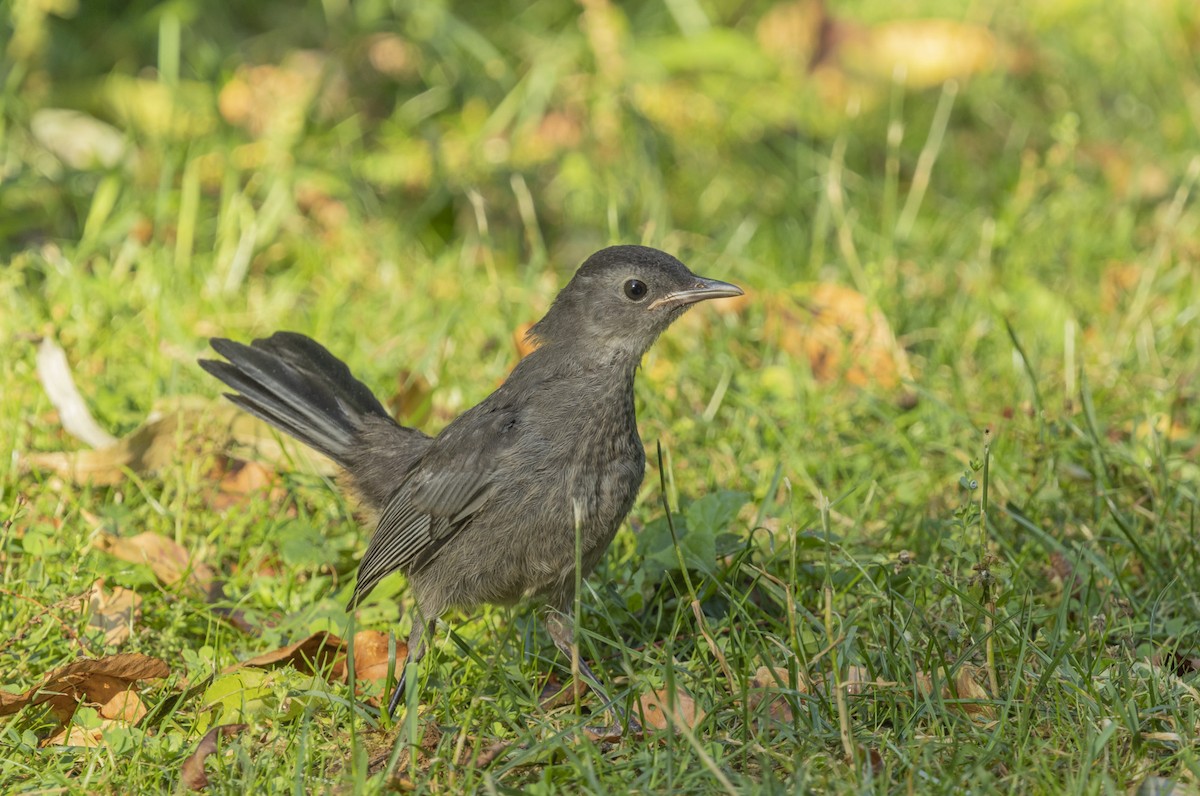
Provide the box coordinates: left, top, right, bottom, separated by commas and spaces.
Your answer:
527, 246, 742, 360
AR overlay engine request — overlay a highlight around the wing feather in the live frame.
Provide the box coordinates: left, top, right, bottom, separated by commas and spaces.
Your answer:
347, 400, 522, 607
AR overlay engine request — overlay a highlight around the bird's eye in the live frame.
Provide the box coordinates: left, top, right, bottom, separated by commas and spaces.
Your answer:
623, 279, 648, 301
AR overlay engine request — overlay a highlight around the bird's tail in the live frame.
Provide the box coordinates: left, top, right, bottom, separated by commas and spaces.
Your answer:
199, 332, 392, 467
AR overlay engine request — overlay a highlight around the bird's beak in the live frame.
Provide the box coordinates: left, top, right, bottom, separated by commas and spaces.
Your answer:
648, 277, 745, 311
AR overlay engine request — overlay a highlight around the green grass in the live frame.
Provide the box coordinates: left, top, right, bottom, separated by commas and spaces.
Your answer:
3, 0, 1200, 792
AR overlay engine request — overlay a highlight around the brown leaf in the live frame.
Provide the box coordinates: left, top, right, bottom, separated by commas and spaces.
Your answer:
914, 665, 994, 719
219, 458, 275, 494
863, 746, 885, 777
22, 397, 335, 486
206, 457, 281, 512
23, 401, 216, 486
228, 631, 345, 677
94, 531, 216, 600
768, 284, 913, 389
180, 723, 248, 790
0, 653, 168, 722
43, 724, 109, 748
635, 688, 704, 731
98, 688, 146, 723
82, 578, 142, 647
346, 631, 403, 690
746, 666, 808, 722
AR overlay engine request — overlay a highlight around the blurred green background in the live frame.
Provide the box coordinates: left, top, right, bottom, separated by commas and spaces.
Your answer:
3, 0, 1200, 792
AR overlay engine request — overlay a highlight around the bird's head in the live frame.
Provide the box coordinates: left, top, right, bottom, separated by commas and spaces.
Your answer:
527, 245, 743, 365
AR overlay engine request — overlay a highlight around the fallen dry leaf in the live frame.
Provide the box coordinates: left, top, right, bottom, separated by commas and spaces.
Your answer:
82, 578, 142, 647
94, 531, 217, 601
345, 630, 400, 690
768, 284, 913, 389
914, 665, 994, 719
206, 457, 282, 512
180, 723, 248, 790
747, 666, 808, 722
228, 631, 345, 677
22, 396, 335, 486
228, 630, 407, 695
36, 337, 118, 448
0, 653, 168, 723
635, 687, 705, 731
24, 402, 214, 486
98, 688, 147, 723
1135, 775, 1200, 796
471, 739, 518, 768
842, 664, 878, 695
43, 724, 109, 748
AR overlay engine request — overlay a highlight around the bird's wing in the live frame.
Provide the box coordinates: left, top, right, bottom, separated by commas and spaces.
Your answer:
348, 400, 522, 607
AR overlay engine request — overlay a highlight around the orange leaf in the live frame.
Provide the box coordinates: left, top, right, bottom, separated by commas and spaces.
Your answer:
636, 688, 704, 731
99, 689, 146, 723
347, 630, 403, 689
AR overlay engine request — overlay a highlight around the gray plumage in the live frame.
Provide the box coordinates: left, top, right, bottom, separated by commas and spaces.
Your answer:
199, 245, 742, 720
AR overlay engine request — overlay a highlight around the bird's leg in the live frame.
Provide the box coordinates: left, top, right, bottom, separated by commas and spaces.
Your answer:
543, 611, 640, 737
387, 618, 433, 720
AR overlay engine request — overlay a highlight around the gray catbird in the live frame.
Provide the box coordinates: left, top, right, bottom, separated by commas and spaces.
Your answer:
200, 245, 742, 722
